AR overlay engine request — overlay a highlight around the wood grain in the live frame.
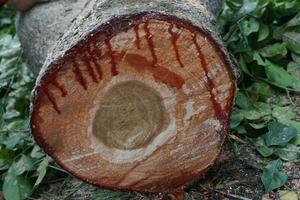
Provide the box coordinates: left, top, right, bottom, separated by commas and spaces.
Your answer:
31, 13, 236, 193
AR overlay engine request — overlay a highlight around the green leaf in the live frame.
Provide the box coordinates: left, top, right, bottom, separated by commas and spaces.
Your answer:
265, 122, 297, 147
238, 54, 251, 75
286, 14, 300, 27
5, 134, 22, 150
226, 0, 243, 9
273, 26, 286, 40
272, 106, 296, 122
242, 110, 265, 120
30, 145, 45, 159
249, 122, 267, 129
287, 61, 300, 79
264, 59, 296, 88
258, 24, 270, 42
261, 160, 288, 193
14, 155, 34, 175
260, 43, 287, 58
293, 80, 300, 90
231, 110, 244, 128
274, 144, 299, 161
280, 119, 300, 146
253, 51, 265, 66
0, 48, 20, 59
291, 53, 300, 64
0, 159, 10, 171
280, 119, 300, 133
224, 29, 240, 45
234, 125, 247, 134
247, 82, 273, 101
0, 57, 18, 70
34, 157, 50, 188
291, 134, 300, 145
255, 137, 274, 157
3, 164, 33, 200
241, 18, 260, 36
254, 102, 272, 116
282, 32, 300, 54
2, 110, 20, 120
0, 149, 15, 160
236, 0, 258, 19
235, 91, 251, 109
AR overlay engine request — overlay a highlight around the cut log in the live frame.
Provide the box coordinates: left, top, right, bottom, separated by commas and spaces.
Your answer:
17, 0, 237, 193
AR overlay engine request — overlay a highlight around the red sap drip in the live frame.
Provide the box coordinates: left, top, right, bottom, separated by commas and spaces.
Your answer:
82, 54, 98, 83
52, 80, 67, 97
44, 88, 61, 114
89, 46, 103, 80
72, 60, 87, 90
144, 21, 157, 67
88, 45, 103, 80
192, 33, 222, 115
134, 25, 141, 49
168, 24, 184, 68
105, 39, 118, 76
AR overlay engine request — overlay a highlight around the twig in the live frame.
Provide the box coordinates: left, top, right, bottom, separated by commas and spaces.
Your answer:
225, 179, 259, 187
292, 159, 300, 163
48, 164, 68, 174
214, 190, 252, 200
286, 90, 296, 106
229, 134, 247, 144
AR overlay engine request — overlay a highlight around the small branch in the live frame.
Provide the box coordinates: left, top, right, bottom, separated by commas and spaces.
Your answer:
229, 134, 247, 144
48, 164, 68, 174
214, 190, 252, 200
286, 90, 296, 106
225, 179, 259, 187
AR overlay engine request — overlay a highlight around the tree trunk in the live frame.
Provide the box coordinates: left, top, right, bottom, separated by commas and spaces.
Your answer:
17, 0, 237, 193
16, 0, 89, 73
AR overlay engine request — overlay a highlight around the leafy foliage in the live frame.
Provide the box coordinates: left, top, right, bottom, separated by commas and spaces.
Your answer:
0, 6, 48, 200
219, 0, 300, 193
261, 160, 288, 193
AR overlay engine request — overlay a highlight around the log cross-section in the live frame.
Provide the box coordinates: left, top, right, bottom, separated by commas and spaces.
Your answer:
18, 0, 237, 194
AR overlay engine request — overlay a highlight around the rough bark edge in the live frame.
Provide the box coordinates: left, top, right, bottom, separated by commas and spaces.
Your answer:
16, 0, 224, 74
30, 12, 237, 193
30, 0, 239, 117
37, 0, 237, 79
201, 0, 224, 16
16, 0, 89, 73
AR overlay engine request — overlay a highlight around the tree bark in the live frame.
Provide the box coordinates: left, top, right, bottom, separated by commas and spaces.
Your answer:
17, 0, 237, 193
16, 0, 89, 73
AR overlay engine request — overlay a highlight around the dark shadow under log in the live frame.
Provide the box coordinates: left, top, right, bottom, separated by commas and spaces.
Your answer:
17, 0, 237, 193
